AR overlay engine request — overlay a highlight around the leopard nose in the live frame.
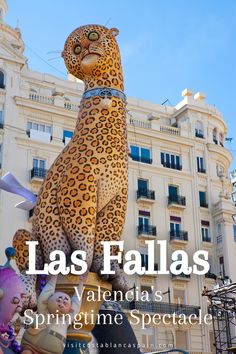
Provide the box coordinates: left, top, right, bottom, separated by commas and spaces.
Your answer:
81, 38, 90, 50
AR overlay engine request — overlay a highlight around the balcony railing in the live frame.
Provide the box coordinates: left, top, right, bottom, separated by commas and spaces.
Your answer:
120, 300, 200, 317
129, 118, 152, 129
168, 195, 186, 206
160, 125, 180, 136
170, 230, 188, 242
202, 237, 211, 243
29, 93, 54, 105
141, 263, 159, 272
138, 225, 157, 236
31, 167, 47, 180
195, 130, 204, 138
172, 273, 191, 280
0, 123, 3, 129
162, 162, 182, 170
137, 189, 155, 201
198, 167, 206, 173
200, 201, 208, 208
130, 154, 152, 164
205, 272, 217, 280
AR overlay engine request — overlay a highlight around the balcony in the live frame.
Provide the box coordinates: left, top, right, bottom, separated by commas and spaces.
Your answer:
205, 272, 217, 280
172, 273, 191, 281
27, 129, 52, 143
170, 230, 188, 244
198, 167, 206, 174
202, 237, 211, 243
168, 195, 186, 208
195, 130, 204, 139
200, 201, 208, 208
138, 225, 157, 239
31, 167, 47, 181
162, 162, 182, 171
140, 263, 158, 276
0, 123, 3, 129
120, 300, 200, 317
130, 154, 152, 164
160, 125, 180, 136
137, 189, 155, 203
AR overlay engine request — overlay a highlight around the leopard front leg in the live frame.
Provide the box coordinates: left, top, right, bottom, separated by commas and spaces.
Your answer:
57, 175, 98, 270
91, 187, 129, 292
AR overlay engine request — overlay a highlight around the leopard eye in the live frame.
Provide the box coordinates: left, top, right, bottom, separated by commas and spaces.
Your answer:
88, 31, 99, 41
74, 45, 82, 54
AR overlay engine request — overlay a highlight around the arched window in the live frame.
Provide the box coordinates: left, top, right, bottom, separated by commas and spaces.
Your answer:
0, 71, 5, 89
195, 121, 204, 138
213, 128, 218, 144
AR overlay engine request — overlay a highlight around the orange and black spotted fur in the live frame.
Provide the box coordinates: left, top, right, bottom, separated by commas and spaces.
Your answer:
13, 25, 128, 304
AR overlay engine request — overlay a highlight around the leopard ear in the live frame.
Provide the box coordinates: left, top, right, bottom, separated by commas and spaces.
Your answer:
110, 28, 119, 37
0, 288, 4, 299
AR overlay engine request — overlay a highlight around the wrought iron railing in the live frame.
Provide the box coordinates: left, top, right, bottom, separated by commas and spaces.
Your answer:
170, 230, 188, 241
168, 195, 186, 206
172, 273, 191, 280
120, 300, 199, 317
138, 225, 157, 236
137, 189, 155, 200
31, 167, 47, 179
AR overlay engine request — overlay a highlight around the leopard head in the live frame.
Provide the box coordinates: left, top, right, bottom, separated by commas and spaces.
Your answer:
62, 24, 124, 91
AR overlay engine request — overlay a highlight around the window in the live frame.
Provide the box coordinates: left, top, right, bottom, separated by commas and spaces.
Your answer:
161, 152, 182, 170
201, 220, 211, 242
170, 216, 182, 238
139, 210, 150, 234
141, 327, 155, 352
219, 256, 225, 277
27, 121, 52, 134
141, 253, 149, 269
233, 225, 236, 242
173, 289, 185, 304
213, 128, 218, 144
0, 71, 5, 89
63, 130, 73, 144
199, 191, 208, 208
140, 286, 153, 301
195, 121, 204, 138
33, 158, 46, 170
197, 156, 206, 173
130, 145, 152, 164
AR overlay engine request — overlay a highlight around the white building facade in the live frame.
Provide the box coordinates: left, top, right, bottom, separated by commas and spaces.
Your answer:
0, 1, 235, 352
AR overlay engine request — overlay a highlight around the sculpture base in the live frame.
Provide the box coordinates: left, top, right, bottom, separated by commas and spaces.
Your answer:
56, 272, 112, 353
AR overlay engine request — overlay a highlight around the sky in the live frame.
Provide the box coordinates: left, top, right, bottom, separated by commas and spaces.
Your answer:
6, 0, 236, 165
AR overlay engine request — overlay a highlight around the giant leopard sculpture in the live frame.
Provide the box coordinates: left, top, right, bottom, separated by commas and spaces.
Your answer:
13, 24, 128, 304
